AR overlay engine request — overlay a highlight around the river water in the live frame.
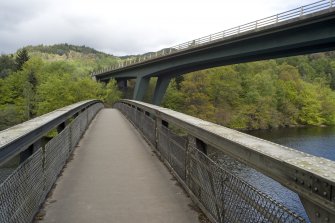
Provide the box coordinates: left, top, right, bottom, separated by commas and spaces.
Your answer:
240, 126, 335, 222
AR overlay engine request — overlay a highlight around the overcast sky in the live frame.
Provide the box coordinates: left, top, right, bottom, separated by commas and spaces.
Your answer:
0, 0, 317, 56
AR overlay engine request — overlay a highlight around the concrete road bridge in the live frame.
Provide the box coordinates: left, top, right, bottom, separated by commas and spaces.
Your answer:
93, 0, 335, 105
0, 100, 335, 223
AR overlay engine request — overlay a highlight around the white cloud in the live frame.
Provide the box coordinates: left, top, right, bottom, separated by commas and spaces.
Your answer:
0, 0, 318, 55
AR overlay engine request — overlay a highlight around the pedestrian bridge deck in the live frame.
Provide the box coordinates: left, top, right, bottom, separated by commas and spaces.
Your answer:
38, 108, 199, 223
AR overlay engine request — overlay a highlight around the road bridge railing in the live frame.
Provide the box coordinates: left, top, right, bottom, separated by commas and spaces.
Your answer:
115, 99, 335, 223
92, 0, 335, 77
0, 100, 104, 223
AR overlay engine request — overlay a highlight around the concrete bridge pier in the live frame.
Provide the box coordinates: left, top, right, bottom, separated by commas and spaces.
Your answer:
116, 79, 129, 97
152, 76, 172, 105
133, 76, 150, 101
113, 75, 173, 105
132, 75, 172, 105
116, 79, 127, 91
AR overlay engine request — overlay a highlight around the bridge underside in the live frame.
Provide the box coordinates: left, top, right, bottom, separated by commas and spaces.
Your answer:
96, 9, 335, 105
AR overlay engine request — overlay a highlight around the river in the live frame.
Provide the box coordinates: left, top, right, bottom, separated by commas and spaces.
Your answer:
240, 126, 335, 222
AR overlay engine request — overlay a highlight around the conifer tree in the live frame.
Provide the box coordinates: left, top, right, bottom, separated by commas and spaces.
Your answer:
15, 48, 30, 71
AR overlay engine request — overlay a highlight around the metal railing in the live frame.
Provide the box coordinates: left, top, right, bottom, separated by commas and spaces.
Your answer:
114, 99, 335, 223
92, 0, 335, 76
0, 100, 104, 223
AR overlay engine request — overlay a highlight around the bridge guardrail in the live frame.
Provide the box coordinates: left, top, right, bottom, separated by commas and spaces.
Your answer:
115, 99, 335, 223
0, 100, 104, 223
92, 0, 335, 77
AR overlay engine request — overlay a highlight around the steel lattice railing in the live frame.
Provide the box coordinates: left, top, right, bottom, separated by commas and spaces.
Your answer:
92, 0, 335, 76
114, 102, 305, 222
114, 100, 335, 223
0, 102, 103, 223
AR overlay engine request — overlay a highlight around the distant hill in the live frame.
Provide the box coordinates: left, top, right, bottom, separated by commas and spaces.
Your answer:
25, 44, 111, 56
1, 43, 165, 77
21, 44, 121, 75
119, 48, 177, 59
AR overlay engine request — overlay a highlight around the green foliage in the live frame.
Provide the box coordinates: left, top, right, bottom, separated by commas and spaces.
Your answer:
36, 73, 106, 114
0, 105, 21, 130
25, 44, 104, 55
1, 44, 335, 131
0, 54, 15, 78
15, 48, 30, 71
103, 80, 122, 107
163, 57, 335, 130
25, 44, 120, 75
0, 48, 122, 130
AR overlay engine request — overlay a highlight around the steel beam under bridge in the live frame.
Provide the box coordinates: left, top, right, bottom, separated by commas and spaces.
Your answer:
96, 8, 335, 105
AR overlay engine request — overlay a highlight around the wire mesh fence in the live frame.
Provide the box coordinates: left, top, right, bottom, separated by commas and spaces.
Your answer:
0, 103, 103, 223
115, 102, 306, 223
45, 126, 71, 193
0, 149, 44, 223
158, 125, 186, 180
0, 168, 15, 184
142, 114, 156, 146
70, 116, 82, 154
187, 137, 305, 223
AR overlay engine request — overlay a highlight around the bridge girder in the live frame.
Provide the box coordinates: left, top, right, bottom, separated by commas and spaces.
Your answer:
96, 9, 335, 105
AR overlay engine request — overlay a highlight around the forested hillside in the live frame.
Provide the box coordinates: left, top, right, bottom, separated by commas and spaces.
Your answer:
0, 45, 122, 130
1, 44, 335, 131
162, 53, 335, 130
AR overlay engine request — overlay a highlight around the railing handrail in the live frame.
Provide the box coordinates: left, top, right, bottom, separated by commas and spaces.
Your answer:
116, 99, 335, 217
0, 99, 102, 165
92, 0, 335, 77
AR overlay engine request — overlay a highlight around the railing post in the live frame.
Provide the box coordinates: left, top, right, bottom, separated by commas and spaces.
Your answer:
276, 14, 279, 23
68, 118, 73, 154
19, 139, 42, 163
185, 135, 193, 186
57, 121, 68, 134
155, 117, 162, 152
300, 196, 334, 223
300, 6, 304, 16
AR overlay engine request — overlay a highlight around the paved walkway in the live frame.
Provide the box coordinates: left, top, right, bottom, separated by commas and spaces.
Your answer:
38, 109, 199, 223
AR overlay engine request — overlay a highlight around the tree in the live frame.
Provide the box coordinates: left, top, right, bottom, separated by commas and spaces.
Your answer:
162, 79, 184, 110
0, 54, 15, 77
15, 48, 30, 71
103, 80, 122, 107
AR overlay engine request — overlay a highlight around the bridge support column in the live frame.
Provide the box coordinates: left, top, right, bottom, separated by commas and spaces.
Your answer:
152, 76, 172, 105
117, 79, 128, 97
133, 77, 150, 101
117, 79, 128, 91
